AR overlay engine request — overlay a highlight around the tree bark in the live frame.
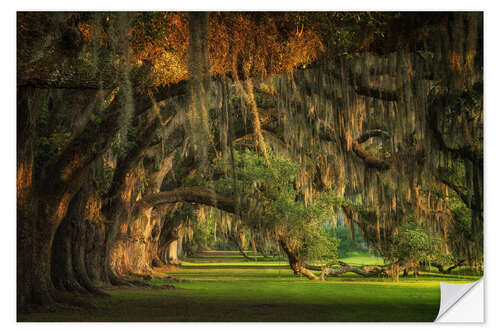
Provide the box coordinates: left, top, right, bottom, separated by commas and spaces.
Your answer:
52, 182, 110, 296
99, 95, 183, 281
51, 206, 87, 293
277, 236, 319, 280
138, 186, 324, 280
158, 219, 182, 265
17, 87, 38, 308
138, 186, 237, 214
17, 84, 126, 309
167, 240, 180, 264
431, 259, 465, 274
321, 263, 390, 278
229, 233, 253, 261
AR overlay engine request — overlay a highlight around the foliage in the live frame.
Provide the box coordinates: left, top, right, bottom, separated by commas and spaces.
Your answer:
130, 12, 189, 86
128, 12, 328, 87
183, 227, 213, 256
214, 148, 344, 262
450, 201, 472, 238
330, 224, 368, 258
386, 218, 436, 265
208, 12, 324, 78
179, 205, 217, 255
301, 227, 339, 262
35, 132, 72, 170
301, 12, 397, 55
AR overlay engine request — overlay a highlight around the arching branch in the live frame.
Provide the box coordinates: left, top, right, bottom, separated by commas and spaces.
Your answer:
138, 186, 237, 215
351, 140, 391, 171
351, 129, 392, 170
438, 176, 481, 212
352, 84, 400, 102
330, 68, 401, 102
319, 122, 392, 171
356, 129, 390, 144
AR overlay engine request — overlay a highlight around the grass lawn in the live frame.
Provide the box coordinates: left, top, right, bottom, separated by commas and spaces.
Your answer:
18, 251, 481, 322
339, 251, 385, 265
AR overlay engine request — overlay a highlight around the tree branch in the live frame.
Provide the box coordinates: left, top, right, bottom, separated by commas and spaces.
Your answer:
45, 89, 125, 192
318, 122, 392, 171
351, 140, 391, 171
431, 259, 465, 274
356, 129, 390, 144
138, 186, 237, 215
351, 130, 392, 171
330, 69, 400, 102
428, 94, 482, 167
353, 84, 400, 102
321, 263, 390, 278
438, 175, 481, 212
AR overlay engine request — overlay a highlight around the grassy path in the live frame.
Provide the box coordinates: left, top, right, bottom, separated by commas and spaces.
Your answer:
19, 251, 480, 322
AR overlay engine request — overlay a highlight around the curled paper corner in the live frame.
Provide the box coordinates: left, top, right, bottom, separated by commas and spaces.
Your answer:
435, 278, 484, 323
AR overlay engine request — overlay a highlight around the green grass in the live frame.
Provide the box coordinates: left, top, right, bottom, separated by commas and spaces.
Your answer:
18, 251, 481, 322
339, 251, 385, 265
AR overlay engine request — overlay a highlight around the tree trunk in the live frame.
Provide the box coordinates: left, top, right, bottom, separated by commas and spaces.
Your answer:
167, 240, 179, 264
100, 124, 179, 280
158, 219, 182, 265
52, 211, 86, 293
17, 87, 62, 308
250, 238, 257, 261
391, 263, 400, 282
52, 182, 109, 296
18, 84, 128, 309
73, 219, 109, 296
150, 212, 166, 267
177, 236, 184, 258
30, 206, 61, 306
104, 170, 139, 285
17, 87, 38, 308
229, 232, 253, 261
85, 221, 107, 285
277, 236, 319, 280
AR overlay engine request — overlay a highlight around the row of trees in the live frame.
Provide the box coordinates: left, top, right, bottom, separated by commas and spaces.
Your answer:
17, 12, 482, 310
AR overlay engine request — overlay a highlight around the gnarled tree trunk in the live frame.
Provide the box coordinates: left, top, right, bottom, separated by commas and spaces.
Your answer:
277, 236, 319, 280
